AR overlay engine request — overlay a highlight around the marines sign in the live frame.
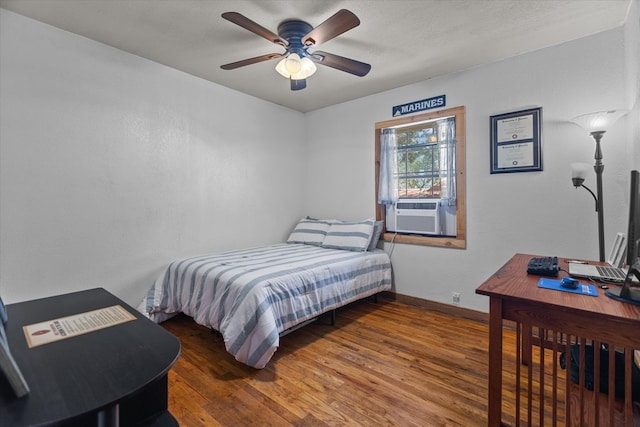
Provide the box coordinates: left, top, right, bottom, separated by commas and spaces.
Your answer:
392, 95, 446, 117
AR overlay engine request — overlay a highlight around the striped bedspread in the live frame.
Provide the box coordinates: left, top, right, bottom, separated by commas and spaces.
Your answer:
137, 243, 392, 368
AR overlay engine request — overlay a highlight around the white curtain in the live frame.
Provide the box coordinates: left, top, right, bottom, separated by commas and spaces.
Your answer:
438, 117, 456, 206
378, 128, 398, 205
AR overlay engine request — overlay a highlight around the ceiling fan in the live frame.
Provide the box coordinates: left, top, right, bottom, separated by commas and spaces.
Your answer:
220, 9, 371, 91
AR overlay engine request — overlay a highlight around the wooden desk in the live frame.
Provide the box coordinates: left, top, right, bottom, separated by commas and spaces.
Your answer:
0, 288, 181, 426
476, 254, 640, 427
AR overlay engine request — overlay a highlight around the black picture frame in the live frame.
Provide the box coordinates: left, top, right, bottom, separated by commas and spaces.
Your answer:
0, 296, 30, 398
490, 107, 542, 174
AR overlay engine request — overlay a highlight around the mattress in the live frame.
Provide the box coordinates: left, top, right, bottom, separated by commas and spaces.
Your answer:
138, 243, 392, 368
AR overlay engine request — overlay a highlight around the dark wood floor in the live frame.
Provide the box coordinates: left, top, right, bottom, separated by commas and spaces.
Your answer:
160, 297, 502, 426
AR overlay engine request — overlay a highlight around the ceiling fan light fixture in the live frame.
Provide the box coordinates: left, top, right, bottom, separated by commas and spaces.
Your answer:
285, 53, 302, 73
275, 54, 293, 78
275, 54, 317, 80
298, 57, 317, 78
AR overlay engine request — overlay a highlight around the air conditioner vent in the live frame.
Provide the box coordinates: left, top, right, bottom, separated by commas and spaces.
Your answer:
386, 198, 441, 235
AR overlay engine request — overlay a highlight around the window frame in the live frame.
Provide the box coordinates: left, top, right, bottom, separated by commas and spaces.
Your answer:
374, 105, 466, 249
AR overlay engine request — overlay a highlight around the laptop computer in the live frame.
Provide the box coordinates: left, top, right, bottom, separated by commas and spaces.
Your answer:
569, 233, 628, 282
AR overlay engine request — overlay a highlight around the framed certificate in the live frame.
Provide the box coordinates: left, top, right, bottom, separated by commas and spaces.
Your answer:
490, 107, 542, 174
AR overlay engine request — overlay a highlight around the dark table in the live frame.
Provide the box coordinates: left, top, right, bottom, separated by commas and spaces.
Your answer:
0, 288, 181, 426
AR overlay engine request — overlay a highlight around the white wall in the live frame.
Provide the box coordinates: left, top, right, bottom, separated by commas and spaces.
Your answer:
625, 0, 640, 167
2, 5, 638, 314
0, 10, 306, 305
305, 10, 638, 312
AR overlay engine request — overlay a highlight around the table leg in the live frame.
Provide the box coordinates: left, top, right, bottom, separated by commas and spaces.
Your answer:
488, 297, 503, 427
97, 403, 119, 427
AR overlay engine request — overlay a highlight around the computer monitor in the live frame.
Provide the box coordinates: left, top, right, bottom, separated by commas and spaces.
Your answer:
625, 170, 640, 266
606, 170, 640, 305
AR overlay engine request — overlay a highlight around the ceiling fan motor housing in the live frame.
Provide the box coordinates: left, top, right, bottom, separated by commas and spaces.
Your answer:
277, 20, 313, 58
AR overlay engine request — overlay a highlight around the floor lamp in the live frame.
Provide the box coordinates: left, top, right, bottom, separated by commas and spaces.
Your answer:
570, 110, 628, 262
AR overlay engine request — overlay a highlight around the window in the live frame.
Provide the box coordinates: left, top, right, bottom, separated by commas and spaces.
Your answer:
374, 106, 466, 249
396, 122, 442, 198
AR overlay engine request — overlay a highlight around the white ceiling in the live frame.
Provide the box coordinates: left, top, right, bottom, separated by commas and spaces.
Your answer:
0, 0, 631, 112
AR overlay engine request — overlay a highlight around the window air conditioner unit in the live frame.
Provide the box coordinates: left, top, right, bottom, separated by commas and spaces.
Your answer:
386, 199, 441, 235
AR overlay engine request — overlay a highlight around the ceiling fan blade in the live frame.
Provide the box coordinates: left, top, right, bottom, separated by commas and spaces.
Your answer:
222, 12, 288, 47
310, 51, 371, 77
302, 9, 360, 46
220, 53, 284, 70
290, 79, 307, 91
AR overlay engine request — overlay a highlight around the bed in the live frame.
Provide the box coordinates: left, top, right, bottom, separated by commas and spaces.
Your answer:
137, 218, 392, 369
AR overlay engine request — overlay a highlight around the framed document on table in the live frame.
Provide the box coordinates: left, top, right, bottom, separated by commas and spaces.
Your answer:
490, 107, 542, 174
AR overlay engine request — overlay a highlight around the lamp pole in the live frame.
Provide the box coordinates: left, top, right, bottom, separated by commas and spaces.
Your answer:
592, 130, 605, 262
570, 110, 628, 263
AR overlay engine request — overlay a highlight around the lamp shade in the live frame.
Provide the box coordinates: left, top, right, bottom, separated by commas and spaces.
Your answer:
275, 54, 317, 79
296, 57, 317, 79
570, 162, 591, 180
570, 110, 628, 133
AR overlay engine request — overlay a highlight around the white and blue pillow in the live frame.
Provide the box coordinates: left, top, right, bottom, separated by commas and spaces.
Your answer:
321, 219, 375, 252
367, 220, 384, 251
286, 218, 331, 246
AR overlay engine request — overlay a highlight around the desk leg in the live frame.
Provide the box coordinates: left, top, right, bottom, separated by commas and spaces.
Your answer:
522, 324, 531, 366
488, 297, 503, 427
97, 404, 119, 427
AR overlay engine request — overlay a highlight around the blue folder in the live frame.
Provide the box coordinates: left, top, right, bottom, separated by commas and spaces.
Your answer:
537, 278, 598, 296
